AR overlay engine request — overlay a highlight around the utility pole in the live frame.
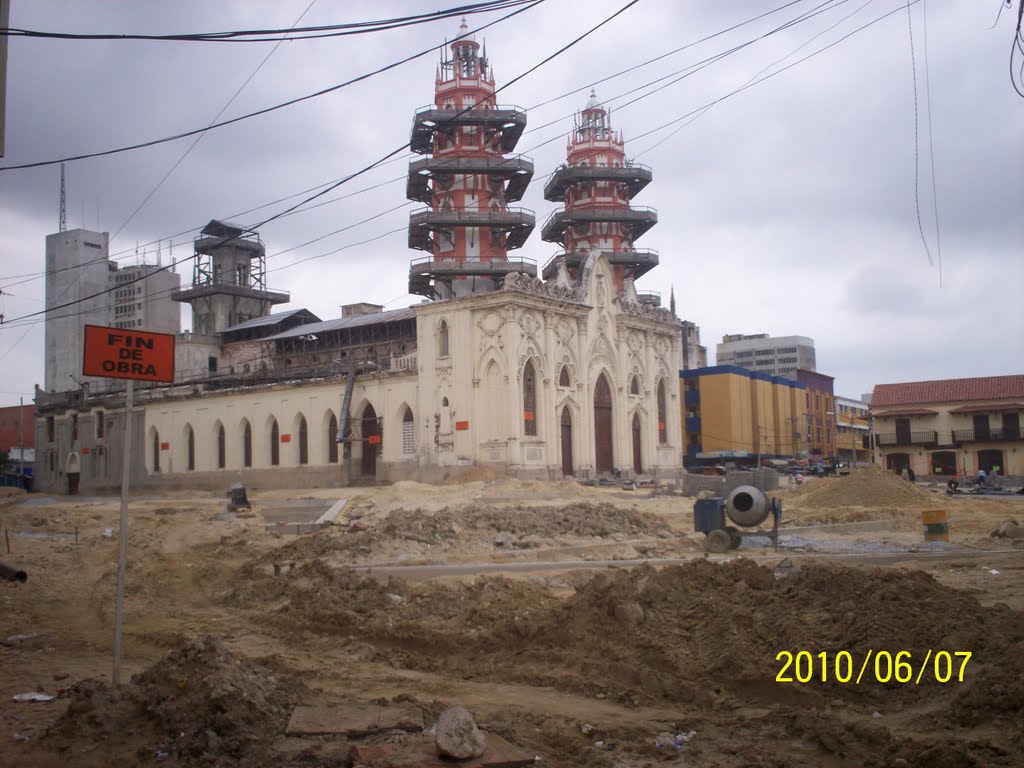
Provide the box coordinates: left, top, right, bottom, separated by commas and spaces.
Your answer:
17, 396, 24, 482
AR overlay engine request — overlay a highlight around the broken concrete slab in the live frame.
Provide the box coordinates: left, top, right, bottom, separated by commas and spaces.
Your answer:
285, 703, 423, 737
349, 733, 533, 768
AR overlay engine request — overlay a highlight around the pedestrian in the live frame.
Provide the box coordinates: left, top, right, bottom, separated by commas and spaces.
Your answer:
976, 468, 987, 487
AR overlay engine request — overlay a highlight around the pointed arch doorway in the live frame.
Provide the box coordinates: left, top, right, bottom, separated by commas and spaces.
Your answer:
594, 374, 613, 474
560, 406, 573, 477
361, 404, 379, 477
632, 413, 642, 475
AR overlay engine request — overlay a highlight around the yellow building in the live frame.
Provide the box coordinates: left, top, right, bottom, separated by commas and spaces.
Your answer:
680, 366, 806, 467
835, 395, 870, 465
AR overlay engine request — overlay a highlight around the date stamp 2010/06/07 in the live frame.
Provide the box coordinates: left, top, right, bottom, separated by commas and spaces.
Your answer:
775, 650, 972, 685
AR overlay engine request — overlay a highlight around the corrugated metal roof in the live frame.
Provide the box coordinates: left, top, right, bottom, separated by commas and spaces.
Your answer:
872, 376, 1024, 407
201, 219, 253, 238
219, 308, 320, 335
265, 306, 417, 340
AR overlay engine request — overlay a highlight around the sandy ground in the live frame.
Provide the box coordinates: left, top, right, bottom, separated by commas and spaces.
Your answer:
0, 470, 1022, 767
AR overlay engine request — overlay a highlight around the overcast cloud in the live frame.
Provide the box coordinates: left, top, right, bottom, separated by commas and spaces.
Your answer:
1, 0, 1021, 409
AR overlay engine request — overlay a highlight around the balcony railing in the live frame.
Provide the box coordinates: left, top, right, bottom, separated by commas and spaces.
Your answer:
952, 428, 1021, 443
875, 430, 938, 447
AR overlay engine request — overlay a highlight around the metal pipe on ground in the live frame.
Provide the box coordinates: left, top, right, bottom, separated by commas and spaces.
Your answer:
0, 562, 28, 583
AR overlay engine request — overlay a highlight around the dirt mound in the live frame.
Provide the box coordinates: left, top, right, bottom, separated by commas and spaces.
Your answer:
268, 502, 670, 564
790, 466, 938, 509
50, 635, 302, 765
222, 558, 1024, 764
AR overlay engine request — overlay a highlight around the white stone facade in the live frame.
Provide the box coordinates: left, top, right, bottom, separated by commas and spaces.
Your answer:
35, 254, 683, 491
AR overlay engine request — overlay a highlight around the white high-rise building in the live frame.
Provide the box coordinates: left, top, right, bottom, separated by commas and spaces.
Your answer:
44, 228, 181, 394
716, 333, 816, 376
44, 229, 113, 393
110, 263, 181, 332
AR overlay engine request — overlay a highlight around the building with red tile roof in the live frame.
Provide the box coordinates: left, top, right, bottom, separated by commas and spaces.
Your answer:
870, 375, 1024, 478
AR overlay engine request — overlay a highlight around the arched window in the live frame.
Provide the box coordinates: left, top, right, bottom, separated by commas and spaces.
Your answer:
185, 424, 195, 471
438, 319, 450, 357
657, 380, 667, 445
270, 419, 280, 466
630, 376, 640, 395
559, 365, 570, 388
402, 407, 415, 455
298, 416, 308, 465
523, 360, 537, 437
152, 429, 161, 473
243, 421, 252, 468
217, 424, 226, 469
327, 413, 339, 463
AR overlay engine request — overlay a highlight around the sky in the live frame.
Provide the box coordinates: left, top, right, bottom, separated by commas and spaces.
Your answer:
1, 0, 1022, 409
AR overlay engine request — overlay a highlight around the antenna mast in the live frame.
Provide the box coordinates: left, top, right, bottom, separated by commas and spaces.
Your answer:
59, 163, 67, 232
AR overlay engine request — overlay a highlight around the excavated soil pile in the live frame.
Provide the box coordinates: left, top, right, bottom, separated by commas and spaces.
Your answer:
268, 502, 671, 563
228, 558, 1024, 766
48, 635, 303, 766
792, 466, 937, 508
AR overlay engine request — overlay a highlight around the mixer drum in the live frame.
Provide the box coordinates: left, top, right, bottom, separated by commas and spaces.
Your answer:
725, 485, 770, 527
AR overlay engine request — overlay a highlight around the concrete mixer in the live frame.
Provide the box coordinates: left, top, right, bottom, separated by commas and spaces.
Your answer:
693, 485, 782, 553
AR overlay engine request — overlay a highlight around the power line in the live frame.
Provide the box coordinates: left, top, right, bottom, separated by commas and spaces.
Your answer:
0, 0, 640, 329
625, 1, 922, 145
635, 0, 872, 159
524, 0, 813, 112
905, 0, 934, 267
1, 1, 534, 43
110, 1, 320, 244
0, 0, 829, 288
920, 0, 943, 285
517, 0, 850, 154
0, 1, 547, 172
0, 0, 909, 324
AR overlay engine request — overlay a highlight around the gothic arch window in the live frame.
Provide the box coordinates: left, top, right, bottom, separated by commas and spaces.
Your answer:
327, 413, 339, 464
438, 320, 450, 357
630, 376, 640, 395
559, 365, 571, 388
242, 420, 252, 468
298, 415, 308, 466
185, 424, 195, 471
216, 423, 226, 469
269, 419, 280, 467
402, 407, 415, 455
442, 396, 449, 407
523, 359, 537, 437
151, 428, 161, 473
657, 380, 668, 445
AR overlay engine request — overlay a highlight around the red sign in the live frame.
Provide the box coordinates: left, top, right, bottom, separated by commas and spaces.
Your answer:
455, 421, 470, 431
281, 434, 292, 443
160, 442, 169, 451
83, 325, 175, 383
367, 434, 381, 445
658, 422, 666, 430
523, 411, 535, 421
81, 447, 91, 455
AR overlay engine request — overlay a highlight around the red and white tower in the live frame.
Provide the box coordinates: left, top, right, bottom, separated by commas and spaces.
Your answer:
407, 18, 536, 299
541, 90, 658, 294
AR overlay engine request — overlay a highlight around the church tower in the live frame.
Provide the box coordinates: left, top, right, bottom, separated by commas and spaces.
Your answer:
407, 18, 536, 300
541, 90, 658, 296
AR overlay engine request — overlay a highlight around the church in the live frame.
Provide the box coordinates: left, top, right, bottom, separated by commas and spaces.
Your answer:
33, 20, 684, 492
